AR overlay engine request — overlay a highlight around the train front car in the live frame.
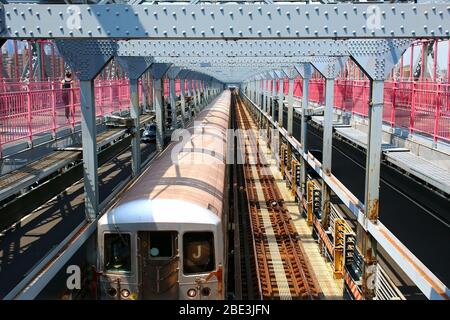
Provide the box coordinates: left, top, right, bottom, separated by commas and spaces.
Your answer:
97, 91, 231, 300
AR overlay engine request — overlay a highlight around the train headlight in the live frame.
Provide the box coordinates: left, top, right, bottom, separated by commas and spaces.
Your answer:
107, 287, 117, 297
121, 289, 130, 298
201, 287, 211, 297
187, 288, 197, 298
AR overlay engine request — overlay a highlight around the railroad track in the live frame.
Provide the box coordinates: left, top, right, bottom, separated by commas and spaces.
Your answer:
234, 91, 321, 300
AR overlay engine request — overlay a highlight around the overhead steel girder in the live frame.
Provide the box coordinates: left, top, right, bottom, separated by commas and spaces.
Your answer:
2, 4, 450, 39
116, 39, 348, 57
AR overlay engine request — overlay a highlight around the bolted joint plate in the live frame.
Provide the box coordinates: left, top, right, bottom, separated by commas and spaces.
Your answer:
150, 63, 171, 79
348, 39, 412, 80
178, 69, 191, 80
166, 66, 182, 79
273, 69, 287, 79
116, 56, 153, 80
311, 57, 348, 79
294, 63, 313, 79
55, 40, 116, 80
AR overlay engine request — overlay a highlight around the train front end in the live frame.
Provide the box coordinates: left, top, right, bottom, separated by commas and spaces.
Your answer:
97, 199, 224, 300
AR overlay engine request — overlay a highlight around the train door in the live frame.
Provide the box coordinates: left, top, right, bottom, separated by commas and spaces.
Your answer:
137, 231, 179, 299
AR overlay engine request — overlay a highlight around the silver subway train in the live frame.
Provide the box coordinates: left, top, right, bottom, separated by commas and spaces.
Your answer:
97, 90, 231, 300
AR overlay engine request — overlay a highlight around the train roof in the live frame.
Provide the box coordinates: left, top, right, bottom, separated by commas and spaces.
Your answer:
101, 91, 231, 224
98, 199, 220, 228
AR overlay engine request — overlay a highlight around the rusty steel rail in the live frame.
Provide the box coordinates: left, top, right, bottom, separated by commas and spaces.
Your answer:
231, 91, 263, 300
234, 91, 321, 300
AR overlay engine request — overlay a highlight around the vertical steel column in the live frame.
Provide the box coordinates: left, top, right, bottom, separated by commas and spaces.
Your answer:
204, 80, 209, 103
321, 78, 334, 226
197, 79, 201, 110
300, 76, 310, 200
197, 79, 202, 108
141, 75, 147, 111
200, 79, 205, 107
169, 78, 177, 129
271, 78, 277, 121
264, 79, 268, 114
153, 78, 165, 151
287, 79, 294, 135
360, 79, 384, 299
180, 78, 187, 123
129, 78, 141, 176
278, 78, 284, 126
187, 79, 193, 118
192, 79, 198, 112
79, 80, 98, 221
322, 79, 335, 172
365, 80, 384, 222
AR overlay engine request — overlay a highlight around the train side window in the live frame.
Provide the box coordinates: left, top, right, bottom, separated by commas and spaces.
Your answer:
104, 233, 131, 273
183, 232, 215, 274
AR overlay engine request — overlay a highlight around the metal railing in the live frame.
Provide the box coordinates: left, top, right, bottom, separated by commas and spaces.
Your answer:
0, 78, 203, 156
290, 78, 450, 143
0, 79, 135, 155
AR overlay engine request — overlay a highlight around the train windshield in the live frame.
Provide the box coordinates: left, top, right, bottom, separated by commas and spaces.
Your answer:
183, 232, 215, 274
104, 233, 132, 273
